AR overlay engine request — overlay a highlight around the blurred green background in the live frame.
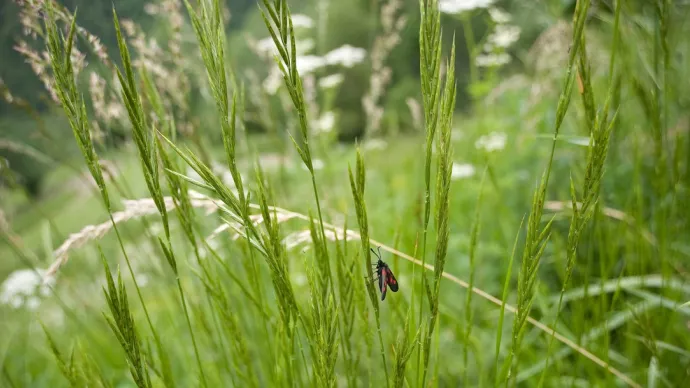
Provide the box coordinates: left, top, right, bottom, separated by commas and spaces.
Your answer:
1, 0, 689, 386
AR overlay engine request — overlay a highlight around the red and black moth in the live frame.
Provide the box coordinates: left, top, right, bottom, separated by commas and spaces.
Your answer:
371, 246, 399, 301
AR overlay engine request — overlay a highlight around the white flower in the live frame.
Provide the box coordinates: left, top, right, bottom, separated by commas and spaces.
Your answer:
296, 55, 327, 74
475, 132, 507, 151
315, 112, 336, 133
324, 45, 366, 67
291, 14, 314, 28
319, 73, 344, 89
439, 0, 495, 14
488, 25, 521, 48
451, 163, 476, 179
476, 53, 511, 67
0, 268, 54, 309
488, 7, 511, 23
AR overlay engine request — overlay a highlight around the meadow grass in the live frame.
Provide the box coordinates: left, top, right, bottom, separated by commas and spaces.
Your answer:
1, 0, 689, 387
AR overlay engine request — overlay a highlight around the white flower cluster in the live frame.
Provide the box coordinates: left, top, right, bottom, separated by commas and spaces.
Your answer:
261, 44, 366, 94
439, 0, 495, 14
319, 73, 344, 89
476, 7, 520, 68
0, 268, 54, 310
451, 163, 476, 179
252, 13, 367, 95
475, 131, 507, 152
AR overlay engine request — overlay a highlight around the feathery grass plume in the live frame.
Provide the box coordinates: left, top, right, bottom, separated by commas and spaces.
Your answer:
112, 10, 207, 386
196, 262, 259, 387
347, 146, 390, 384
502, 0, 592, 384
182, 0, 248, 207
259, 0, 333, 287
306, 256, 339, 387
421, 37, 457, 386
348, 148, 377, 306
392, 315, 421, 387
43, 4, 172, 385
415, 1, 443, 378
47, 194, 219, 278
334, 230, 360, 386
537, 2, 622, 385
176, 1, 277, 364
253, 165, 303, 384
43, 3, 109, 210
112, 9, 171, 244
43, 334, 110, 387
43, 324, 83, 386
463, 169, 486, 384
100, 252, 151, 388
253, 163, 299, 321
305, 208, 340, 385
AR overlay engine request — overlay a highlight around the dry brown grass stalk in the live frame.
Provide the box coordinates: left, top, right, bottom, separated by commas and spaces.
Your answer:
46, 192, 219, 278
362, 0, 407, 137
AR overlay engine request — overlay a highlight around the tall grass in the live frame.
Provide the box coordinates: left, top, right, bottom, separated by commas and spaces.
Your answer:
2, 0, 689, 387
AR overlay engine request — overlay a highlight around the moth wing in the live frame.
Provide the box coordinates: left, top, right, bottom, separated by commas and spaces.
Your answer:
380, 278, 388, 301
386, 268, 399, 292
378, 269, 384, 293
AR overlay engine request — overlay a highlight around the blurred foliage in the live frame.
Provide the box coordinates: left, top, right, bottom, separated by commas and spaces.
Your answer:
0, 0, 687, 198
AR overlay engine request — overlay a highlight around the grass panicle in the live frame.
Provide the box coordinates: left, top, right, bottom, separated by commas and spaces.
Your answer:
44, 4, 109, 209
112, 9, 208, 386
334, 231, 360, 387
12, 0, 687, 386
43, 325, 83, 387
416, 0, 442, 320
259, 0, 332, 292
100, 252, 151, 388
503, 0, 592, 384
538, 1, 621, 384
347, 147, 389, 385
306, 255, 339, 388
392, 316, 420, 387
419, 3, 458, 383
44, 4, 173, 387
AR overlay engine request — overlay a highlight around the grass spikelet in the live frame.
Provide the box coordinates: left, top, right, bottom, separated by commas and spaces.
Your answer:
392, 315, 420, 387
503, 0, 592, 383
538, 1, 621, 384
100, 251, 151, 388
418, 0, 457, 383
347, 146, 389, 384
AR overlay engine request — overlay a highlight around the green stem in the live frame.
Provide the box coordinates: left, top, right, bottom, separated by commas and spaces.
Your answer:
175, 277, 208, 387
